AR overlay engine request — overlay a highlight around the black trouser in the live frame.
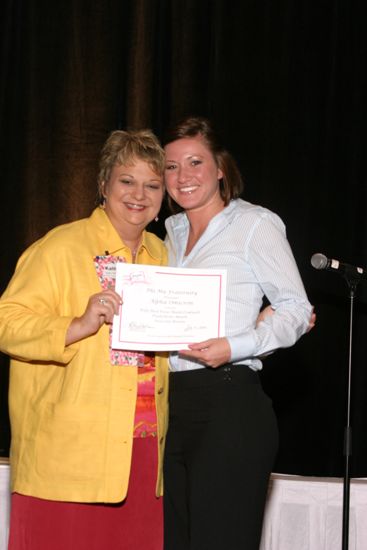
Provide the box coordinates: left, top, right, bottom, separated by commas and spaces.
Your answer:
163, 364, 278, 550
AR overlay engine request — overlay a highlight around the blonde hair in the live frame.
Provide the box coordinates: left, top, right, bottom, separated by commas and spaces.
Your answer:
98, 129, 165, 201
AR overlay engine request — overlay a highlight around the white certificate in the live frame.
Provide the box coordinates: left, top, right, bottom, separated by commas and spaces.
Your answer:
111, 263, 227, 351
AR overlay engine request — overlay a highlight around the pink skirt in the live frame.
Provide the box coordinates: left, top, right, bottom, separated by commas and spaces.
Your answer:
8, 437, 163, 550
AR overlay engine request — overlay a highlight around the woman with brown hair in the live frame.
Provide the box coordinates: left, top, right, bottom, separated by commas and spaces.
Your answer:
162, 116, 313, 550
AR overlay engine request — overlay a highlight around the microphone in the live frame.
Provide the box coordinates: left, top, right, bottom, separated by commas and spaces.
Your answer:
311, 253, 366, 281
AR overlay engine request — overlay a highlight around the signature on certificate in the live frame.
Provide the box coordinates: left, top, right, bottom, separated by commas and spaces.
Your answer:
129, 321, 154, 332
184, 324, 207, 333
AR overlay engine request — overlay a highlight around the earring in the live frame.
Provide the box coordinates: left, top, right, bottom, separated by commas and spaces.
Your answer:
155, 216, 159, 222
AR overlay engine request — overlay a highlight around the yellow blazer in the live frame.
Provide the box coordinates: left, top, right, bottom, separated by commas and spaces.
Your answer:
0, 207, 169, 503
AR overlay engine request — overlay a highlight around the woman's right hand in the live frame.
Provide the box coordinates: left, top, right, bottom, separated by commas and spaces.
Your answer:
65, 290, 122, 346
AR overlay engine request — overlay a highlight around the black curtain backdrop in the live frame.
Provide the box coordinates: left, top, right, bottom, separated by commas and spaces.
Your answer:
1, 0, 367, 477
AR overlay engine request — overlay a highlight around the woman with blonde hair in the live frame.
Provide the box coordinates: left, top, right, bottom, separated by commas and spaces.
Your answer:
0, 129, 168, 550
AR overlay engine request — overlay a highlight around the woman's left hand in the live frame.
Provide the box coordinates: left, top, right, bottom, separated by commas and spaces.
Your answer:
179, 337, 231, 368
256, 305, 274, 326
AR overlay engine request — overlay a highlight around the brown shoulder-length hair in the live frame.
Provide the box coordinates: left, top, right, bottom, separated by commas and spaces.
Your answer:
163, 116, 244, 213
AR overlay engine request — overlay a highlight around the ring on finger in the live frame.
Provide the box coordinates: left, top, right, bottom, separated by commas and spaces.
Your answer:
99, 298, 108, 305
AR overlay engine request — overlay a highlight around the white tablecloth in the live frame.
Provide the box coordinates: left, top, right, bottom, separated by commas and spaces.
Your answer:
0, 461, 10, 550
260, 474, 367, 550
1, 466, 367, 550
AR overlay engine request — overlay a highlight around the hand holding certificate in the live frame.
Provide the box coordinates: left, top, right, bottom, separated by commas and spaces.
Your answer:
112, 264, 227, 351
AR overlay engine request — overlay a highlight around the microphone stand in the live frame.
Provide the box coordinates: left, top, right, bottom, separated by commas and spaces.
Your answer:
341, 275, 360, 550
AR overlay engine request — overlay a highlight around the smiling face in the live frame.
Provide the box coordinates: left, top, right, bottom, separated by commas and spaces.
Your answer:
164, 135, 224, 214
102, 158, 164, 238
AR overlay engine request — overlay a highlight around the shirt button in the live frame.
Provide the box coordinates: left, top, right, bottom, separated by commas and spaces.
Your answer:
157, 387, 164, 394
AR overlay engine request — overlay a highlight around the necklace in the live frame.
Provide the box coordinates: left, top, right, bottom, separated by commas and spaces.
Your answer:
130, 239, 142, 262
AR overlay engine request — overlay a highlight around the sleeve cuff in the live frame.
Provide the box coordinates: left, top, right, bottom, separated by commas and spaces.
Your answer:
44, 317, 80, 364
228, 331, 259, 363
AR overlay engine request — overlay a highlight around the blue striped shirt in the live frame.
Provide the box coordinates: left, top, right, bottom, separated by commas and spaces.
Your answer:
165, 199, 312, 371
